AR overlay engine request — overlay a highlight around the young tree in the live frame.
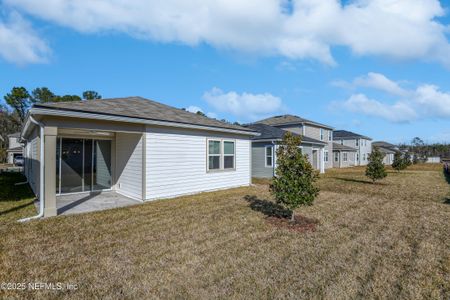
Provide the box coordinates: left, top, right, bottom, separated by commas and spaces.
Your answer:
366, 147, 387, 183
82, 90, 102, 100
270, 132, 319, 221
392, 151, 406, 171
4, 87, 31, 123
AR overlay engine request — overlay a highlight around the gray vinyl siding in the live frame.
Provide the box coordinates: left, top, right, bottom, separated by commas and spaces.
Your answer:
335, 138, 372, 166
252, 142, 275, 178
24, 127, 40, 196
251, 142, 317, 178
281, 124, 333, 169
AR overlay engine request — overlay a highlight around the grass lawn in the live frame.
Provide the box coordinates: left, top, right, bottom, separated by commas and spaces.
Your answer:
1, 165, 449, 299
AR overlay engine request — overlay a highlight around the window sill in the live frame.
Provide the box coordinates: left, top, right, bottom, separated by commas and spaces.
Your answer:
207, 168, 236, 173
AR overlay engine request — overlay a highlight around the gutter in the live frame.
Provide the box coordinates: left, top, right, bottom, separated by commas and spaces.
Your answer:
29, 107, 260, 137
18, 115, 44, 222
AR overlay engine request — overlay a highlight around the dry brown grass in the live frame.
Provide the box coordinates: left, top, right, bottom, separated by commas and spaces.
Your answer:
1, 164, 449, 299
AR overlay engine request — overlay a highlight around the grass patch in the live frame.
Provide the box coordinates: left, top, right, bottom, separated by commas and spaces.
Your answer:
0, 165, 449, 299
0, 172, 36, 224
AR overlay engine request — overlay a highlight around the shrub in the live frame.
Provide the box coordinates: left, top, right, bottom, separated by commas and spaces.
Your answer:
392, 151, 407, 171
270, 132, 319, 221
366, 147, 387, 183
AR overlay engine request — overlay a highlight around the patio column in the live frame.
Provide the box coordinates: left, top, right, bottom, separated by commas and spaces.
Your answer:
320, 148, 325, 173
43, 126, 57, 217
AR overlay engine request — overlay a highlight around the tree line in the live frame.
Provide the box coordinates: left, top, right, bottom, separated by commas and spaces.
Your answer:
401, 137, 450, 161
0, 87, 101, 162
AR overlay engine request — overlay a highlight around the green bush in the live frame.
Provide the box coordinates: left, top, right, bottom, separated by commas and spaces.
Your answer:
392, 151, 407, 171
366, 147, 387, 183
270, 132, 319, 221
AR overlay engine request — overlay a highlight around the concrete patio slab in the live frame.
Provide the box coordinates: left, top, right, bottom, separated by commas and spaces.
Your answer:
35, 192, 141, 216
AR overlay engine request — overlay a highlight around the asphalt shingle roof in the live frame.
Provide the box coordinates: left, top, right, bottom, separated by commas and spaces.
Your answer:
255, 114, 333, 129
373, 141, 397, 149
376, 146, 396, 154
33, 97, 256, 133
333, 130, 372, 140
332, 143, 357, 152
244, 123, 327, 145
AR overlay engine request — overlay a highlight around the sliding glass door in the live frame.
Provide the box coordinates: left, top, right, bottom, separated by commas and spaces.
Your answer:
56, 138, 112, 194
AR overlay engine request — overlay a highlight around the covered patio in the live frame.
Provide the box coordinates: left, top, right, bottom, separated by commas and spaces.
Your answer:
35, 191, 141, 216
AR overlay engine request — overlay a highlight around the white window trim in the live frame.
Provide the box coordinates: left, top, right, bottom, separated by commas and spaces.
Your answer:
265, 145, 273, 167
328, 130, 332, 142
334, 152, 339, 162
356, 139, 359, 147
343, 152, 348, 162
320, 128, 324, 141
324, 150, 329, 162
207, 139, 236, 172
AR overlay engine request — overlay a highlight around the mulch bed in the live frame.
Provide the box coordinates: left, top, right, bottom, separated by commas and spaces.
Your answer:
266, 215, 320, 233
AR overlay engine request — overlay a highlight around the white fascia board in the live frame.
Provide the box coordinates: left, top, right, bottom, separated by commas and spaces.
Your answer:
28, 108, 260, 137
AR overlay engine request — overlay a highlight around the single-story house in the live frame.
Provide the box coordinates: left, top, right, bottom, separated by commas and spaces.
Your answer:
253, 114, 334, 171
332, 143, 358, 168
7, 132, 23, 164
333, 130, 372, 166
21, 97, 258, 218
244, 123, 327, 178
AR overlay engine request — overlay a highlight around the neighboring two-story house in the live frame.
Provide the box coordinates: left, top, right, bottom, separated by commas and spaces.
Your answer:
254, 115, 334, 173
333, 130, 372, 166
372, 141, 397, 165
6, 132, 23, 164
245, 123, 327, 178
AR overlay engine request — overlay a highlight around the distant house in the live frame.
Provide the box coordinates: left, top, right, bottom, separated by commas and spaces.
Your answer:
426, 157, 441, 163
7, 132, 23, 164
372, 141, 397, 165
244, 123, 327, 178
333, 130, 372, 166
332, 143, 358, 168
253, 115, 334, 173
21, 97, 258, 217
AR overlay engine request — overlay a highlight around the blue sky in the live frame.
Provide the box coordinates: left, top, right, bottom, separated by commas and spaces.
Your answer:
1, 0, 450, 144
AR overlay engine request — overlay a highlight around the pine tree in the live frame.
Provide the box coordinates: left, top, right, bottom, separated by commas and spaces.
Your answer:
270, 132, 319, 221
366, 147, 387, 183
403, 152, 412, 167
392, 151, 406, 171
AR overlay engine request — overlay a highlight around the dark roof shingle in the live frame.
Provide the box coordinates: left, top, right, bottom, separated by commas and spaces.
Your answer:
255, 114, 333, 129
33, 97, 255, 133
332, 143, 357, 152
244, 123, 326, 145
333, 130, 372, 140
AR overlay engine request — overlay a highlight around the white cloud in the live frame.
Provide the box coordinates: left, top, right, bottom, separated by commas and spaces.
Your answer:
203, 87, 283, 121
354, 72, 408, 97
337, 72, 450, 123
206, 112, 218, 119
185, 105, 203, 113
4, 0, 450, 66
342, 94, 417, 123
0, 12, 50, 65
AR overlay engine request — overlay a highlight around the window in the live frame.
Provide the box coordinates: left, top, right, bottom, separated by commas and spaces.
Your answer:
328, 131, 332, 142
363, 153, 366, 161
343, 152, 348, 162
356, 139, 359, 147
207, 139, 235, 171
265, 146, 273, 167
356, 153, 359, 162
223, 141, 235, 169
334, 152, 339, 162
324, 150, 329, 162
340, 139, 344, 145
320, 128, 324, 141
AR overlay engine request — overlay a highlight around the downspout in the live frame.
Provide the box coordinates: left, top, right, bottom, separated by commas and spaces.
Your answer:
272, 141, 276, 177
18, 115, 44, 222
